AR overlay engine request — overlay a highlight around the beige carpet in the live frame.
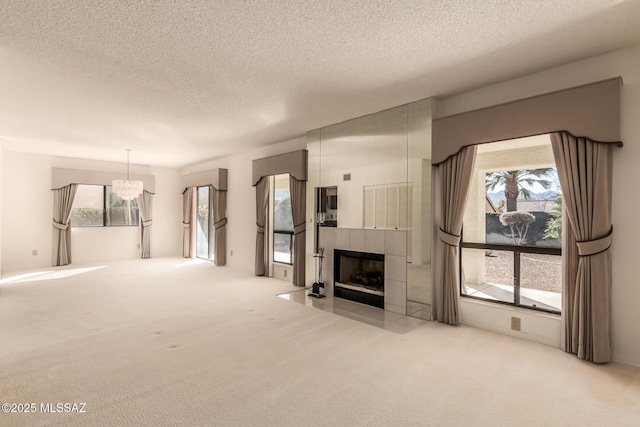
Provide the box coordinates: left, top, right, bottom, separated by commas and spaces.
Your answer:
0, 257, 638, 426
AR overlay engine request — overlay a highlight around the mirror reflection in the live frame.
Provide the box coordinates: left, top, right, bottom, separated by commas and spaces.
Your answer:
307, 98, 432, 319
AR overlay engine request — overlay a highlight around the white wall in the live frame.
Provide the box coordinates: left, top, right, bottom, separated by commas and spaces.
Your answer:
148, 166, 183, 259
181, 137, 307, 274
1, 151, 181, 271
273, 263, 293, 283
436, 43, 640, 366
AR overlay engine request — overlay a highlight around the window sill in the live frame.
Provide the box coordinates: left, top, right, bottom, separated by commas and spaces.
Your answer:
460, 295, 561, 319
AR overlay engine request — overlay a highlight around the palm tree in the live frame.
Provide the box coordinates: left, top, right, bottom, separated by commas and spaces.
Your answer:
486, 169, 555, 212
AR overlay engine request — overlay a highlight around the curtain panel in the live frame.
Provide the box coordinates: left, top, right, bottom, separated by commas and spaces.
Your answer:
289, 175, 306, 286
254, 176, 269, 276
551, 132, 615, 363
182, 187, 194, 258
434, 146, 477, 325
562, 219, 579, 355
138, 190, 153, 259
52, 184, 78, 266
212, 186, 227, 266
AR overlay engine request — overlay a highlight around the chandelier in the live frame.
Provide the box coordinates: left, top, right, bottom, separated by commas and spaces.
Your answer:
112, 149, 143, 201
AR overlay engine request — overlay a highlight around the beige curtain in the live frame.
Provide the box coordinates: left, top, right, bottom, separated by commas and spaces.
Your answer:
561, 220, 579, 355
208, 186, 214, 261
182, 187, 194, 258
551, 132, 615, 363
255, 176, 269, 276
138, 190, 153, 259
289, 175, 306, 286
52, 184, 78, 266
434, 146, 477, 325
212, 186, 227, 266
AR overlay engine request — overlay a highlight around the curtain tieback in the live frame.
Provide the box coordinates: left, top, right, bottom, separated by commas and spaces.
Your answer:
257, 223, 265, 234
439, 228, 461, 247
214, 218, 227, 230
52, 220, 68, 231
577, 227, 613, 256
182, 221, 190, 228
293, 222, 306, 235
142, 220, 153, 227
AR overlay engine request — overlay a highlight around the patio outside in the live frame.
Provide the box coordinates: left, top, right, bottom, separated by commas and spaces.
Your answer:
463, 250, 561, 312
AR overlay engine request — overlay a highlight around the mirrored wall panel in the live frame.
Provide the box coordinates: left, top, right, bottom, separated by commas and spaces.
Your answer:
306, 99, 432, 318
406, 100, 432, 319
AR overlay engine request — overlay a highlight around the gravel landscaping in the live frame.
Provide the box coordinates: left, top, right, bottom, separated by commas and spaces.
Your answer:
484, 250, 562, 293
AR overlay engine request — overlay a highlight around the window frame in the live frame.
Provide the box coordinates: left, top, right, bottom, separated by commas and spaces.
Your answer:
71, 184, 140, 228
459, 240, 561, 314
272, 230, 294, 265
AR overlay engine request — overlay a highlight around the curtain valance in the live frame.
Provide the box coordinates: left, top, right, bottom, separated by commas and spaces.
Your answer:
252, 150, 308, 185
182, 169, 228, 191
52, 168, 155, 193
432, 78, 622, 165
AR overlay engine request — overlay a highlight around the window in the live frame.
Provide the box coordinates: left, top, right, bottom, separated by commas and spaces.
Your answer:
196, 186, 212, 260
273, 174, 293, 264
460, 136, 562, 314
71, 185, 139, 227
70, 185, 104, 226
105, 186, 139, 226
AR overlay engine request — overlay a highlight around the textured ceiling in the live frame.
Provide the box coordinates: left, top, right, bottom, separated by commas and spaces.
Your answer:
1, 0, 640, 168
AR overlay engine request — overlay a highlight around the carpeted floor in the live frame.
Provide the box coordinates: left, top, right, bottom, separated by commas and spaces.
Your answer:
0, 257, 638, 426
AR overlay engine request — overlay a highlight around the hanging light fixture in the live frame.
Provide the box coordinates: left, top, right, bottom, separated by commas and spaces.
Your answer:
112, 149, 143, 201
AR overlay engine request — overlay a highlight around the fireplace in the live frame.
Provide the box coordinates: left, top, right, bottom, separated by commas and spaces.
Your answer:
334, 250, 384, 308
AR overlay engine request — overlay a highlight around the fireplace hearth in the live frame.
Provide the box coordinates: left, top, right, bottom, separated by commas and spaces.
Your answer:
334, 250, 384, 308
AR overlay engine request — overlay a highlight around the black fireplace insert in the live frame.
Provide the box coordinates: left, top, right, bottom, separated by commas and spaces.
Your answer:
334, 249, 384, 308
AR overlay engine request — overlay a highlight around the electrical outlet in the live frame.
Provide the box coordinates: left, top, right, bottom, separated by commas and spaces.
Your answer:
230, 250, 233, 256
32, 249, 38, 256
137, 243, 140, 249
511, 316, 521, 331
284, 269, 287, 278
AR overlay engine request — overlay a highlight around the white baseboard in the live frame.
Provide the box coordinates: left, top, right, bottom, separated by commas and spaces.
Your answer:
612, 352, 640, 368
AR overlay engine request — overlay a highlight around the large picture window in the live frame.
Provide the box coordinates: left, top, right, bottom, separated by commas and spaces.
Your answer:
460, 136, 562, 314
273, 174, 293, 264
71, 184, 139, 227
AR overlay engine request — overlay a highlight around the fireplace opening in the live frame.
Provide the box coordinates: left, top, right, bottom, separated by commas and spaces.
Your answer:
334, 250, 384, 308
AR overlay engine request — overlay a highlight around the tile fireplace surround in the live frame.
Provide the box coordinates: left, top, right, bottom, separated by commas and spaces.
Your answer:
318, 227, 407, 315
